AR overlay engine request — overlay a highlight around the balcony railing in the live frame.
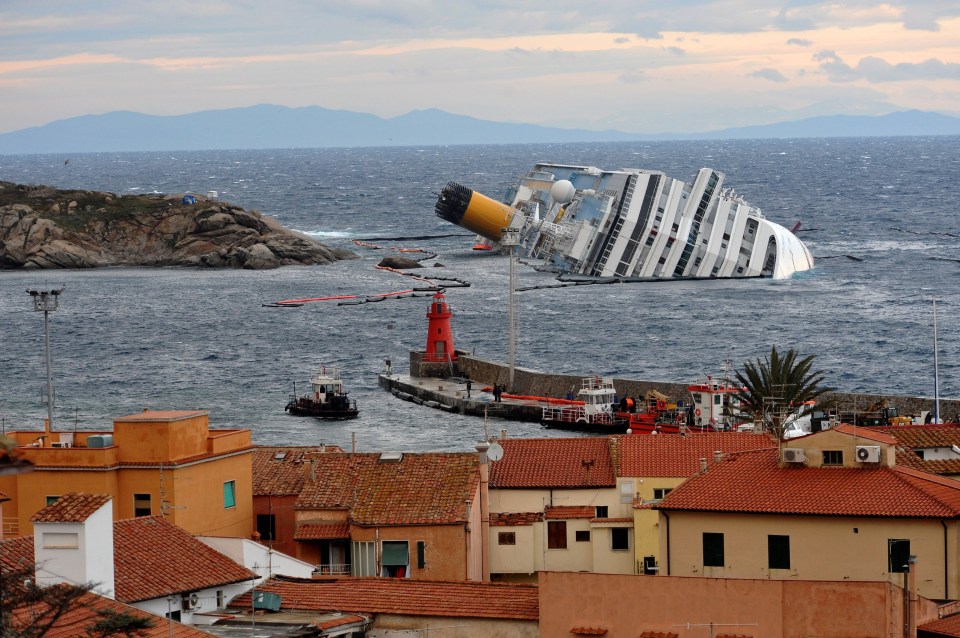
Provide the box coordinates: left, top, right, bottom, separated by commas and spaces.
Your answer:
313, 563, 351, 576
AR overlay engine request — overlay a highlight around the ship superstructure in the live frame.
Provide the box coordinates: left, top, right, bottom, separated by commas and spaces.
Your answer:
435, 163, 814, 279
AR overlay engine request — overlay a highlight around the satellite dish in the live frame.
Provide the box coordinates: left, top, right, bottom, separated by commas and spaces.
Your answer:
486, 442, 504, 462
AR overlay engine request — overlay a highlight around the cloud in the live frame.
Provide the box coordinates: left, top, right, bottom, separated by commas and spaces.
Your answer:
749, 68, 788, 82
856, 56, 960, 82
619, 69, 645, 84
816, 50, 960, 83
787, 37, 812, 46
814, 50, 861, 82
663, 46, 686, 56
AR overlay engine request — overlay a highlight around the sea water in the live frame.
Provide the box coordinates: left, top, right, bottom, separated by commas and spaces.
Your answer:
0, 138, 957, 451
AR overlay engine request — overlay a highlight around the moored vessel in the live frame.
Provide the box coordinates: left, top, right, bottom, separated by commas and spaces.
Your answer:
285, 367, 359, 419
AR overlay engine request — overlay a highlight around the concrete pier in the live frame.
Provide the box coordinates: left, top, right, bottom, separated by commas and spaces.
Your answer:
378, 373, 546, 422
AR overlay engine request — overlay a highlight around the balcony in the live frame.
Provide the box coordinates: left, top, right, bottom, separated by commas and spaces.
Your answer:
312, 563, 351, 578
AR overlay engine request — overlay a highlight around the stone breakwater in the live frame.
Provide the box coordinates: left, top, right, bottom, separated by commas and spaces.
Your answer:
0, 181, 356, 269
456, 355, 960, 422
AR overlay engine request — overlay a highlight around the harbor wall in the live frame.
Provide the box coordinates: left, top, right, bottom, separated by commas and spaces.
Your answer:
455, 355, 960, 422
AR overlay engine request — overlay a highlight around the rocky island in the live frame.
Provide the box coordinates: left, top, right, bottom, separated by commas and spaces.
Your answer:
0, 181, 356, 269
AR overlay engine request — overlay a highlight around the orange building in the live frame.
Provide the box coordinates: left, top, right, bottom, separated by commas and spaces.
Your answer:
0, 410, 253, 538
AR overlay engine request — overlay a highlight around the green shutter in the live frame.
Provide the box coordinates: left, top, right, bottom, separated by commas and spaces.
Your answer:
381, 541, 409, 565
223, 481, 236, 508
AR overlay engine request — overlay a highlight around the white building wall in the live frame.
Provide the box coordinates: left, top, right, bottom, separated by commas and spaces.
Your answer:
198, 536, 313, 579
33, 500, 115, 598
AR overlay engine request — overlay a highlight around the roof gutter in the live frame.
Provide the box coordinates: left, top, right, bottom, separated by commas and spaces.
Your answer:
662, 510, 671, 576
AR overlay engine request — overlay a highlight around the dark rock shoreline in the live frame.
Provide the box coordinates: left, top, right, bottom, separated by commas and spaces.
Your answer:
0, 181, 356, 269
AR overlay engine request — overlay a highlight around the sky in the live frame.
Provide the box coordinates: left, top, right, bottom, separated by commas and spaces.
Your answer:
1, 1, 959, 135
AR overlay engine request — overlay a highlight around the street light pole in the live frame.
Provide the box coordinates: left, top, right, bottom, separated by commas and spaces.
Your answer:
27, 288, 64, 438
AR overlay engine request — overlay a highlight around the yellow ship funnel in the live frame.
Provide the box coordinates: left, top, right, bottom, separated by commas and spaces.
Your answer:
435, 182, 516, 242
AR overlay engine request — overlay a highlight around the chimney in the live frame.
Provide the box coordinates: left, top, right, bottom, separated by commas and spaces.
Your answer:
714, 450, 723, 464
303, 458, 316, 483
699, 458, 708, 472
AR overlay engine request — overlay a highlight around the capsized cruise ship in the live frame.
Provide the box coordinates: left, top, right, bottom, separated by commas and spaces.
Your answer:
435, 163, 814, 279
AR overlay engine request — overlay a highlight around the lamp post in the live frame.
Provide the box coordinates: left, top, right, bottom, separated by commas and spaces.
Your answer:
27, 288, 64, 438
499, 228, 520, 391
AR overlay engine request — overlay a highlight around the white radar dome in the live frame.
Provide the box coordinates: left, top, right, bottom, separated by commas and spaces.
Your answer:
550, 180, 576, 204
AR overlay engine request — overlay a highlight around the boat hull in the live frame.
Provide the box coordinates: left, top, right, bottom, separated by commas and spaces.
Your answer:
285, 398, 358, 419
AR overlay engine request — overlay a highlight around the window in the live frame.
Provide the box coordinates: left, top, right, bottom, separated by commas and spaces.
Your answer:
417, 540, 426, 569
381, 541, 409, 577
216, 590, 224, 608
575, 530, 591, 542
45, 495, 60, 506
595, 506, 608, 518
223, 480, 236, 508
643, 556, 658, 575
703, 532, 725, 567
611, 528, 629, 551
889, 539, 911, 573
548, 521, 567, 549
351, 541, 376, 576
653, 488, 673, 500
256, 514, 276, 541
498, 532, 516, 545
619, 482, 634, 504
134, 493, 151, 517
768, 535, 790, 569
823, 450, 844, 465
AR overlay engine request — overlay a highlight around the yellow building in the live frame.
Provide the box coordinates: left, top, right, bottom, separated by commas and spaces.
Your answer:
0, 410, 253, 538
656, 424, 960, 601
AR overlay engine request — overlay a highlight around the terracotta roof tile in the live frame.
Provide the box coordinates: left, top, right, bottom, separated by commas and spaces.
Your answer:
831, 423, 898, 444
657, 449, 960, 518
591, 517, 633, 524
295, 452, 479, 526
10, 589, 209, 638
253, 446, 341, 496
639, 632, 678, 638
490, 438, 615, 488
30, 492, 111, 523
113, 516, 256, 602
887, 425, 960, 449
0, 535, 34, 571
545, 505, 595, 519
235, 576, 539, 621
616, 433, 776, 477
312, 614, 369, 630
490, 512, 543, 526
571, 627, 608, 635
294, 521, 351, 540
920, 612, 960, 637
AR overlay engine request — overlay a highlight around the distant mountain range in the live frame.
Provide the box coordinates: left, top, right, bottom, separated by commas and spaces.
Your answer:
1, 104, 958, 154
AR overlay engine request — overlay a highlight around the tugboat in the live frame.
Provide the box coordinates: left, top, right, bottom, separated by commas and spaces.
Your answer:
285, 367, 359, 419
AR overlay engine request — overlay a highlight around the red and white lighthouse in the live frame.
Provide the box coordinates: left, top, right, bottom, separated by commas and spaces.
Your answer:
424, 290, 456, 362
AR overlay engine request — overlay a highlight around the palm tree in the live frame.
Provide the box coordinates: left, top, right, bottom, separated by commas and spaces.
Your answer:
734, 346, 833, 440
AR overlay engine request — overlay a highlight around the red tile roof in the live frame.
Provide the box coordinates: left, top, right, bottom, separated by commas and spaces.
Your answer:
235, 576, 539, 620
295, 452, 479, 526
30, 492, 111, 523
295, 521, 351, 540
571, 627, 608, 635
657, 449, 960, 518
490, 437, 615, 488
592, 517, 633, 524
887, 424, 960, 448
616, 433, 776, 477
253, 445, 343, 496
9, 588, 209, 638
490, 512, 543, 526
312, 614, 369, 630
920, 612, 960, 637
0, 535, 34, 572
113, 516, 256, 602
831, 423, 898, 444
638, 632, 678, 638
545, 505, 595, 520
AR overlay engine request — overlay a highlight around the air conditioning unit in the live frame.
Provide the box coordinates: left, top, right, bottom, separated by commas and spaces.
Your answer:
181, 592, 200, 611
856, 445, 881, 463
783, 448, 807, 463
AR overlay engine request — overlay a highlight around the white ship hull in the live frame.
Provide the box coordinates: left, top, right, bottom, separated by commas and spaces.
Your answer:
436, 163, 814, 280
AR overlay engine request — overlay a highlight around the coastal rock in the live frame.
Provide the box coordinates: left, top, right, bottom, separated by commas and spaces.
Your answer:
378, 255, 423, 270
0, 181, 357, 270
